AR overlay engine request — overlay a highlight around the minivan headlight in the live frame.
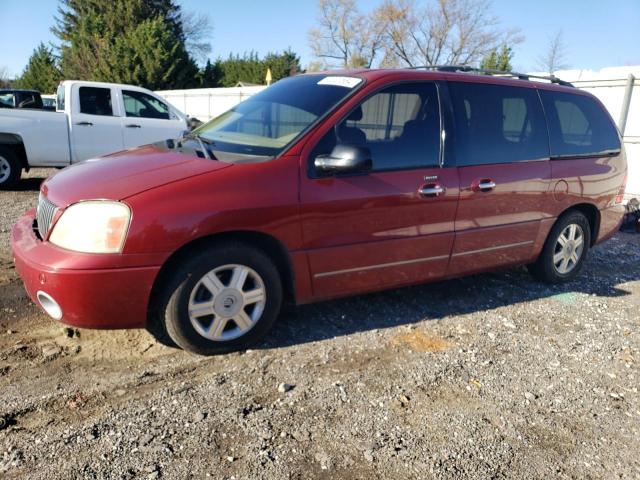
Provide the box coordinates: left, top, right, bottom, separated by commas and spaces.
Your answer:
49, 201, 131, 253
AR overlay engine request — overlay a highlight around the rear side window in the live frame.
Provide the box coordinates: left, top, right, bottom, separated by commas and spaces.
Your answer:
539, 90, 620, 158
123, 90, 170, 119
79, 87, 113, 116
449, 82, 549, 166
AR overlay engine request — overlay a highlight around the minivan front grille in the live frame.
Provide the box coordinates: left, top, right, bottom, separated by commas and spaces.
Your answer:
36, 194, 58, 240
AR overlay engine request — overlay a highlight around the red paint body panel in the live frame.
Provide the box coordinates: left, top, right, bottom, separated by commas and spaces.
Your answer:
10, 69, 628, 329
449, 160, 552, 275
42, 146, 233, 205
12, 211, 156, 328
300, 167, 459, 298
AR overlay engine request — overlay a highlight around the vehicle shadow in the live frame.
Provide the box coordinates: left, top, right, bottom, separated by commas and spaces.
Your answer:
14, 176, 46, 192
261, 234, 639, 350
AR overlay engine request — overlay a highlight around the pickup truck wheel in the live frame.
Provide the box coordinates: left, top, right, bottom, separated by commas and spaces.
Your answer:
158, 242, 282, 355
0, 147, 21, 190
528, 211, 591, 283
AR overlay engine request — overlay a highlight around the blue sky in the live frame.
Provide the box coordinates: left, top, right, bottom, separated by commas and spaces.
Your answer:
1, 0, 638, 78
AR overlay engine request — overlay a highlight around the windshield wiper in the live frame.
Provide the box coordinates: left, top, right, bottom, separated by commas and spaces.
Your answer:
182, 132, 216, 160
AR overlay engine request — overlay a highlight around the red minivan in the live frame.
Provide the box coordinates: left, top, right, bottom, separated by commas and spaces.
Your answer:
11, 68, 627, 354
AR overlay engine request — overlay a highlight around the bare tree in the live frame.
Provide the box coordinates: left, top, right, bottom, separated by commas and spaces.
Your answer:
0, 66, 11, 88
181, 11, 213, 64
308, 0, 385, 68
374, 0, 522, 67
536, 30, 569, 74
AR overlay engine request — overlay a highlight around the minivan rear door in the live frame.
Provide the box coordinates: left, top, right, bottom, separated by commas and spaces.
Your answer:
446, 80, 553, 276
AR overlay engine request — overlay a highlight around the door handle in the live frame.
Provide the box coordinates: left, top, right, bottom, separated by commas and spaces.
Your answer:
418, 184, 445, 197
125, 124, 142, 128
471, 178, 496, 192
75, 121, 93, 126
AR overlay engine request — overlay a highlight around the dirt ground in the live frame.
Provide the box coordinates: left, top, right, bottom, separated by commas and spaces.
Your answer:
1, 170, 639, 479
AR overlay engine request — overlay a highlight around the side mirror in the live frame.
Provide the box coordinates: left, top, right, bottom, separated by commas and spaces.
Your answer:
314, 144, 372, 175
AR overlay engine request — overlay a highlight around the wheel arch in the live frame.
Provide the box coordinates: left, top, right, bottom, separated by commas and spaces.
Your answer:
0, 133, 29, 170
563, 203, 600, 246
147, 230, 296, 322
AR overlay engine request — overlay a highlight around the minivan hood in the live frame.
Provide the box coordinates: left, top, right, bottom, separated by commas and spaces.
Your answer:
41, 145, 232, 206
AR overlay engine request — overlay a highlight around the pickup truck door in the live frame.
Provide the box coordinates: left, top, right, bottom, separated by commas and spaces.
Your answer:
70, 85, 124, 162
120, 89, 186, 148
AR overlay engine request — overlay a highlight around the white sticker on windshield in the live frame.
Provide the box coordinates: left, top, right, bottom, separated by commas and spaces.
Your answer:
317, 76, 362, 88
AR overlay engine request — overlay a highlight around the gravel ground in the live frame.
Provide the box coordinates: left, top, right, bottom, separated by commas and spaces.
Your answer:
0, 170, 639, 479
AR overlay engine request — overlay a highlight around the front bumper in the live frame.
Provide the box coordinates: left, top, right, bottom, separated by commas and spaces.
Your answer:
11, 209, 161, 329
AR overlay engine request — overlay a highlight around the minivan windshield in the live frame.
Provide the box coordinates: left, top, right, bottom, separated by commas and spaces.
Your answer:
193, 75, 363, 158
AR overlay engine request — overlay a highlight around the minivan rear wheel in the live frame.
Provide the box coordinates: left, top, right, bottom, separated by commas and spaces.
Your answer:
528, 210, 591, 283
156, 242, 282, 355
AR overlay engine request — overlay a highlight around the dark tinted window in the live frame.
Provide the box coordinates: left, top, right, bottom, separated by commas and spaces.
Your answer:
312, 82, 441, 171
16, 92, 42, 108
449, 82, 549, 166
79, 87, 113, 116
539, 90, 620, 158
123, 90, 170, 119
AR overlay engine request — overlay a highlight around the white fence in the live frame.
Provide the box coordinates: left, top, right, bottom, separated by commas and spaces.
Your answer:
157, 66, 640, 197
156, 86, 265, 123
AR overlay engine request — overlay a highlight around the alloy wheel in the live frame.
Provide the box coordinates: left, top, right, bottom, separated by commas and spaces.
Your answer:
553, 223, 584, 274
187, 264, 266, 341
0, 156, 10, 183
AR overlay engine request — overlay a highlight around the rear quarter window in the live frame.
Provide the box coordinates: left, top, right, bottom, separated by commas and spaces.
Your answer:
539, 90, 621, 158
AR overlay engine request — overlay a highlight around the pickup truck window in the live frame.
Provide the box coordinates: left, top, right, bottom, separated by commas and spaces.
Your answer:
123, 90, 170, 120
0, 93, 13, 108
79, 87, 113, 116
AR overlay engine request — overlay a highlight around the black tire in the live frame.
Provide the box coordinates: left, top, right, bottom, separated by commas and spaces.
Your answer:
0, 146, 22, 190
528, 210, 591, 283
154, 242, 282, 355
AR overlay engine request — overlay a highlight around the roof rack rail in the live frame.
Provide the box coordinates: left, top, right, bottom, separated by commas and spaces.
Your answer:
406, 65, 574, 87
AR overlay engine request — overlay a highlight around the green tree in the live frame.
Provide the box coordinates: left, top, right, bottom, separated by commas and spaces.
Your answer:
14, 43, 63, 93
480, 44, 514, 72
197, 59, 224, 88
207, 50, 301, 88
263, 49, 301, 80
53, 0, 198, 89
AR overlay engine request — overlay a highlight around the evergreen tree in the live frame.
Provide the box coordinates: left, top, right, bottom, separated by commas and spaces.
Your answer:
263, 49, 301, 81
53, 0, 198, 89
197, 59, 223, 88
14, 43, 62, 93
203, 50, 302, 88
480, 44, 514, 72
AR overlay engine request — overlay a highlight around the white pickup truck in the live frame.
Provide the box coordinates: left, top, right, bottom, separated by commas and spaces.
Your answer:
0, 80, 189, 188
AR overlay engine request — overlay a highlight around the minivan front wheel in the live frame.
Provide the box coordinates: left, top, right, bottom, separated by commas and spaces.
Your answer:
158, 243, 282, 355
528, 211, 591, 283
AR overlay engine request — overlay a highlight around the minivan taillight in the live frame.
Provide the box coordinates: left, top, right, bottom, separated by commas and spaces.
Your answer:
615, 175, 627, 204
